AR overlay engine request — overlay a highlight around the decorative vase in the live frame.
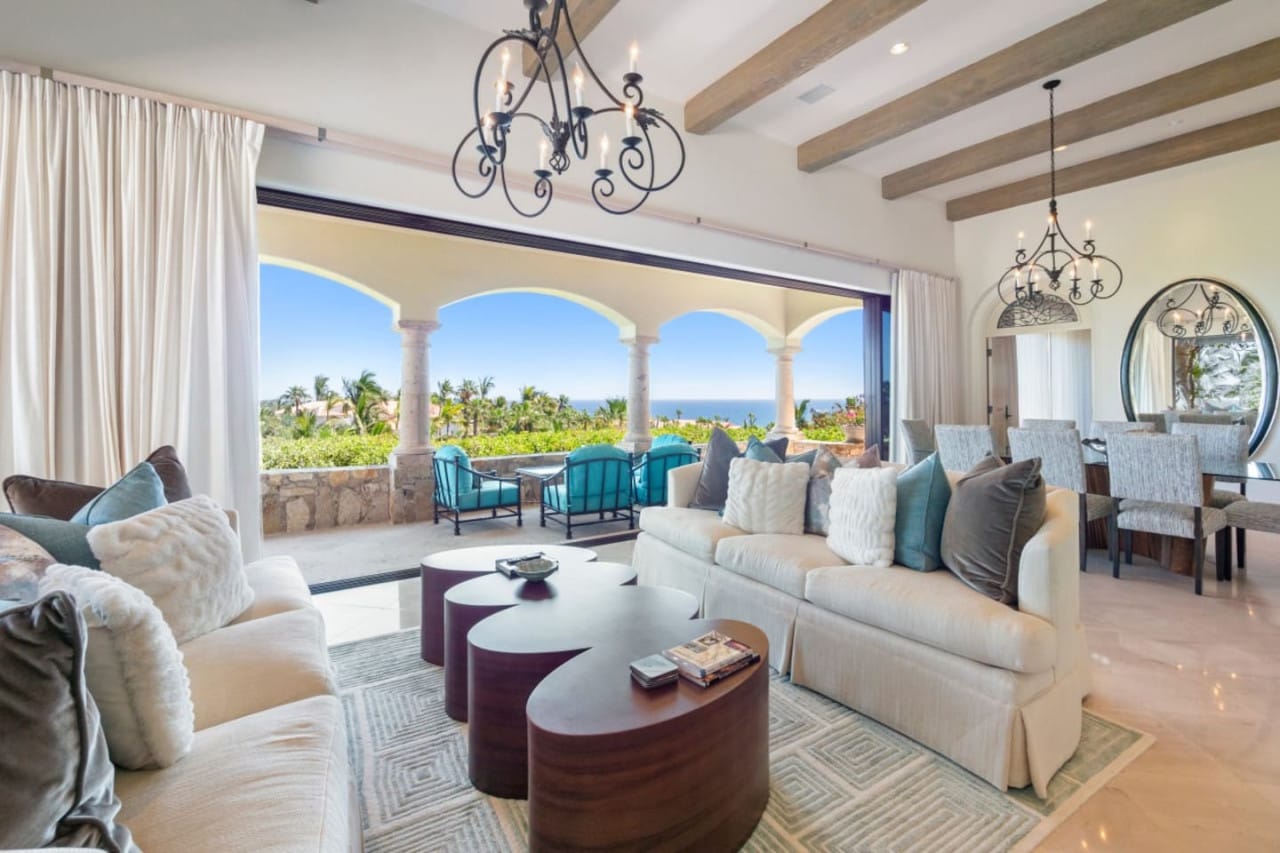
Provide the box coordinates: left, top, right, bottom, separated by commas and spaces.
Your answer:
842, 424, 865, 443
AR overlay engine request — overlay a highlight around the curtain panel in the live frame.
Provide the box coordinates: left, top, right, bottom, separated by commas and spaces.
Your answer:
0, 70, 264, 557
890, 269, 962, 464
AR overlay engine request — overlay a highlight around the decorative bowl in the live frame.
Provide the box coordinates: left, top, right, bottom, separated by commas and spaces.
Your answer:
511, 557, 559, 582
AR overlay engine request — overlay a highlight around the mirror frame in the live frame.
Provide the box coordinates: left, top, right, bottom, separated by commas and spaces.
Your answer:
1121, 278, 1277, 455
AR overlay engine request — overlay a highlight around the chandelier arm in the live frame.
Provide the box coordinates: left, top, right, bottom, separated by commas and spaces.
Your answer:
591, 170, 649, 216
558, 0, 628, 108
450, 128, 499, 199
498, 161, 554, 218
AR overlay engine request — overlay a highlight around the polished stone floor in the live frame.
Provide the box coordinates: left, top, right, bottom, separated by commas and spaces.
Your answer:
311, 533, 1280, 851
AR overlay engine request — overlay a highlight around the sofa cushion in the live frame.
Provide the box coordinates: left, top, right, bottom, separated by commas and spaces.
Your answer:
803, 565, 1057, 673
639, 506, 746, 563
115, 695, 350, 853
179, 607, 335, 731
722, 457, 810, 535
457, 480, 519, 511
233, 555, 313, 624
69, 462, 167, 526
715, 533, 848, 598
827, 466, 898, 568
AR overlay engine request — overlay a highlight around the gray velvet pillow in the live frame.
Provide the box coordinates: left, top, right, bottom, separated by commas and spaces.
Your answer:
691, 428, 787, 511
940, 456, 1046, 606
0, 591, 137, 852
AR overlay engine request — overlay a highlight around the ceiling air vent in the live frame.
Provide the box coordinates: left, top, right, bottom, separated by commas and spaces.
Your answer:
797, 84, 835, 105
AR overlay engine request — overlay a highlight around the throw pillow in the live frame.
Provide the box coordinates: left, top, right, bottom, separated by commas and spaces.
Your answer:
786, 449, 818, 467
722, 457, 810, 535
691, 427, 787, 510
39, 565, 195, 770
70, 462, 167, 526
88, 495, 252, 644
852, 444, 882, 468
2, 445, 193, 517
0, 513, 98, 569
894, 453, 952, 571
743, 435, 783, 463
802, 448, 843, 535
827, 466, 898, 567
940, 456, 1046, 606
0, 591, 137, 852
0, 524, 55, 602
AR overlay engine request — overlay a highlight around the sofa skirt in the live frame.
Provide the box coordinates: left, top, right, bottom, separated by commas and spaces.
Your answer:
703, 566, 802, 674
633, 532, 712, 609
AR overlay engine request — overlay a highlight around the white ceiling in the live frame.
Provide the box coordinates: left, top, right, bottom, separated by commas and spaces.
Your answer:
413, 0, 1280, 202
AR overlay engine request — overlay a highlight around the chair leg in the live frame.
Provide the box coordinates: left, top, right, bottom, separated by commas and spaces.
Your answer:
1077, 494, 1088, 573
1216, 528, 1230, 583
517, 501, 523, 528
1124, 530, 1133, 565
1110, 506, 1122, 580
1237, 526, 1246, 570
1193, 508, 1204, 596
454, 511, 460, 536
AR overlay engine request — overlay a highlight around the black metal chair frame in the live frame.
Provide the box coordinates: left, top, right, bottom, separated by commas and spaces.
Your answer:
632, 446, 701, 508
540, 454, 635, 539
432, 455, 522, 536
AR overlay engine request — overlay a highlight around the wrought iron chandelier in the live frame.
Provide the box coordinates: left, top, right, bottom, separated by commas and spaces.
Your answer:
450, 0, 686, 218
1157, 279, 1252, 339
994, 80, 1123, 307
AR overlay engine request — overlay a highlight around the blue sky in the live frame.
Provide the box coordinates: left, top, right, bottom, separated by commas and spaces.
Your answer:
259, 264, 863, 401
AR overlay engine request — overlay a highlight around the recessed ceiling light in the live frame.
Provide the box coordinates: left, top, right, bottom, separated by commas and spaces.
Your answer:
797, 84, 836, 104
889, 42, 910, 55
1054, 144, 1068, 152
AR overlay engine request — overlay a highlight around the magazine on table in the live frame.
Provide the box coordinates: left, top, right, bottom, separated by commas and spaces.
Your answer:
661, 630, 759, 685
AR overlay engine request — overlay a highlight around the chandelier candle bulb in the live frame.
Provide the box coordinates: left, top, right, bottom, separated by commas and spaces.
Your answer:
630, 41, 639, 74
539, 138, 548, 171
1017, 231, 1024, 250
1085, 220, 1093, 240
625, 103, 635, 138
600, 133, 609, 169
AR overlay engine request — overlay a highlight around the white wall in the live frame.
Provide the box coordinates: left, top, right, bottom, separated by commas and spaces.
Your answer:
954, 142, 1280, 466
0, 0, 954, 289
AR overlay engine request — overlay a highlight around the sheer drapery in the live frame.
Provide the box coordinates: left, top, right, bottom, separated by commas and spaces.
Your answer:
0, 70, 264, 557
891, 269, 962, 463
1014, 330, 1092, 428
1131, 319, 1174, 414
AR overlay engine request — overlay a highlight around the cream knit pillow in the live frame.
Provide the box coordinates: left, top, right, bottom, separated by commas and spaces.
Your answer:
826, 466, 898, 567
722, 458, 810, 535
87, 495, 252, 644
39, 564, 194, 769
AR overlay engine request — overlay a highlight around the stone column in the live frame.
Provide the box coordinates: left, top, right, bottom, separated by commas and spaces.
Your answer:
619, 334, 658, 454
391, 319, 439, 523
769, 344, 802, 439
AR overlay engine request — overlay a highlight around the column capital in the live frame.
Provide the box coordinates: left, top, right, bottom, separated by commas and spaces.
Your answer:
769, 344, 802, 359
620, 334, 660, 348
398, 319, 441, 335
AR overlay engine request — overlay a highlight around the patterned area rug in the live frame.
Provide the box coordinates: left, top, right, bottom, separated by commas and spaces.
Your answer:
332, 629, 1151, 853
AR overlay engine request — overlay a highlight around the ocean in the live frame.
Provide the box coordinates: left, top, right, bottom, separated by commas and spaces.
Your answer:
569, 398, 845, 427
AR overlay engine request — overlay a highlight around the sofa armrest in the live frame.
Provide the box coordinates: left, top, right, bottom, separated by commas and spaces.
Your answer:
666, 461, 703, 508
1016, 488, 1079, 665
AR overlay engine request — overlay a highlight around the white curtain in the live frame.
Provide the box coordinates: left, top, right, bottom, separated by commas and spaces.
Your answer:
891, 269, 962, 463
1131, 319, 1174, 414
0, 71, 264, 557
1014, 330, 1092, 427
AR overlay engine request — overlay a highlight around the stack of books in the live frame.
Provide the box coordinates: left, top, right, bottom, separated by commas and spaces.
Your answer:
661, 630, 760, 687
629, 654, 679, 689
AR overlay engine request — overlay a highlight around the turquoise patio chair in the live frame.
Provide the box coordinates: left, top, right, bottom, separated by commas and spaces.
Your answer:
633, 439, 700, 507
540, 444, 635, 539
432, 445, 522, 535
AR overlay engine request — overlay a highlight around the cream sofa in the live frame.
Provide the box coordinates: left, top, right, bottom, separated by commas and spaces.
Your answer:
633, 461, 1089, 797
109, 554, 358, 852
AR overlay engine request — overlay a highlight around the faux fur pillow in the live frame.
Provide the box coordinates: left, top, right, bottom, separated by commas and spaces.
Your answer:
39, 565, 194, 769
87, 496, 252, 644
722, 457, 810, 535
827, 466, 898, 568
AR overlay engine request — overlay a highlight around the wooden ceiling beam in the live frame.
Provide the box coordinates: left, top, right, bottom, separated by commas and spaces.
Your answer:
884, 38, 1280, 200
521, 0, 621, 80
945, 107, 1280, 221
683, 0, 927, 135
798, 0, 1232, 172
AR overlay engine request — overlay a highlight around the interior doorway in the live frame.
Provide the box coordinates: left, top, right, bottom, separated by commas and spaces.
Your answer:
987, 329, 1093, 452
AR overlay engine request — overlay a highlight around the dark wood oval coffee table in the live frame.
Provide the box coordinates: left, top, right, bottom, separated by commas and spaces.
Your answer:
418, 543, 596, 664
526, 619, 769, 852
467, 585, 699, 799
442, 560, 637, 721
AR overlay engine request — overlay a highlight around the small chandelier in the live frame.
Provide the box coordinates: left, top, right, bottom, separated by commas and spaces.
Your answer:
1157, 279, 1252, 339
995, 80, 1123, 307
450, 0, 686, 218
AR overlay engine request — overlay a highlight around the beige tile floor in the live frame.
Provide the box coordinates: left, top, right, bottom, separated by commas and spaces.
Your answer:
311, 534, 1280, 851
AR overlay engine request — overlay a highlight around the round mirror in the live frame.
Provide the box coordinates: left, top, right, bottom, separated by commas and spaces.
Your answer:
1121, 278, 1276, 455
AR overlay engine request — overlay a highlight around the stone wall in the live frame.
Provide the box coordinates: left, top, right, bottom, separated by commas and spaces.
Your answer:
261, 466, 391, 534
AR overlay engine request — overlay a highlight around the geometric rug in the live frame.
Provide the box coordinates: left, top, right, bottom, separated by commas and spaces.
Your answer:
331, 629, 1152, 853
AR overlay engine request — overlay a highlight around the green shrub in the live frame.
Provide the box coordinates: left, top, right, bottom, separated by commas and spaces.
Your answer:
261, 434, 399, 469
801, 425, 845, 442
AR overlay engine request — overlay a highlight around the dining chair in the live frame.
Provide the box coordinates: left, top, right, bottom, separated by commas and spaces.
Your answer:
1021, 418, 1076, 430
933, 425, 998, 472
1173, 422, 1250, 572
1174, 412, 1238, 426
1107, 432, 1229, 595
1136, 413, 1168, 433
1008, 427, 1109, 571
900, 419, 936, 465
1089, 420, 1155, 439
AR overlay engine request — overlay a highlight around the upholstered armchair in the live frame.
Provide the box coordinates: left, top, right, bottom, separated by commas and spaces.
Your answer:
432, 445, 522, 535
540, 444, 635, 539
633, 437, 700, 507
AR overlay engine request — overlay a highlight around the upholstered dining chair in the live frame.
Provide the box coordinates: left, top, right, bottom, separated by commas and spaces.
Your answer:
1174, 412, 1238, 426
1089, 420, 1156, 439
1172, 422, 1250, 572
900, 419, 936, 465
1021, 418, 1076, 430
933, 425, 998, 473
1107, 432, 1229, 595
1008, 428, 1108, 572
1136, 413, 1169, 433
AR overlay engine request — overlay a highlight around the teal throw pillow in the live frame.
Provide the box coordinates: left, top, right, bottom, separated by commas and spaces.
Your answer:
744, 436, 783, 463
787, 449, 818, 467
894, 453, 952, 571
0, 514, 99, 570
69, 462, 166, 526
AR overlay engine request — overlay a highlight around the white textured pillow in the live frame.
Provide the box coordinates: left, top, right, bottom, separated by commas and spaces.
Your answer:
722, 458, 810, 535
87, 495, 252, 644
827, 466, 898, 568
38, 564, 194, 769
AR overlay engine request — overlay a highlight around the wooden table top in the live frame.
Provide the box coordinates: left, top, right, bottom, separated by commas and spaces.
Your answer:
421, 543, 596, 573
444, 561, 635, 608
527, 619, 767, 739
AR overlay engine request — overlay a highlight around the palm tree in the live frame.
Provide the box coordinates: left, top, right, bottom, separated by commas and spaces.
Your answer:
458, 379, 480, 436
599, 397, 627, 428
280, 385, 310, 415
794, 399, 811, 429
519, 385, 539, 404
436, 379, 455, 403
341, 370, 388, 435
479, 376, 495, 400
